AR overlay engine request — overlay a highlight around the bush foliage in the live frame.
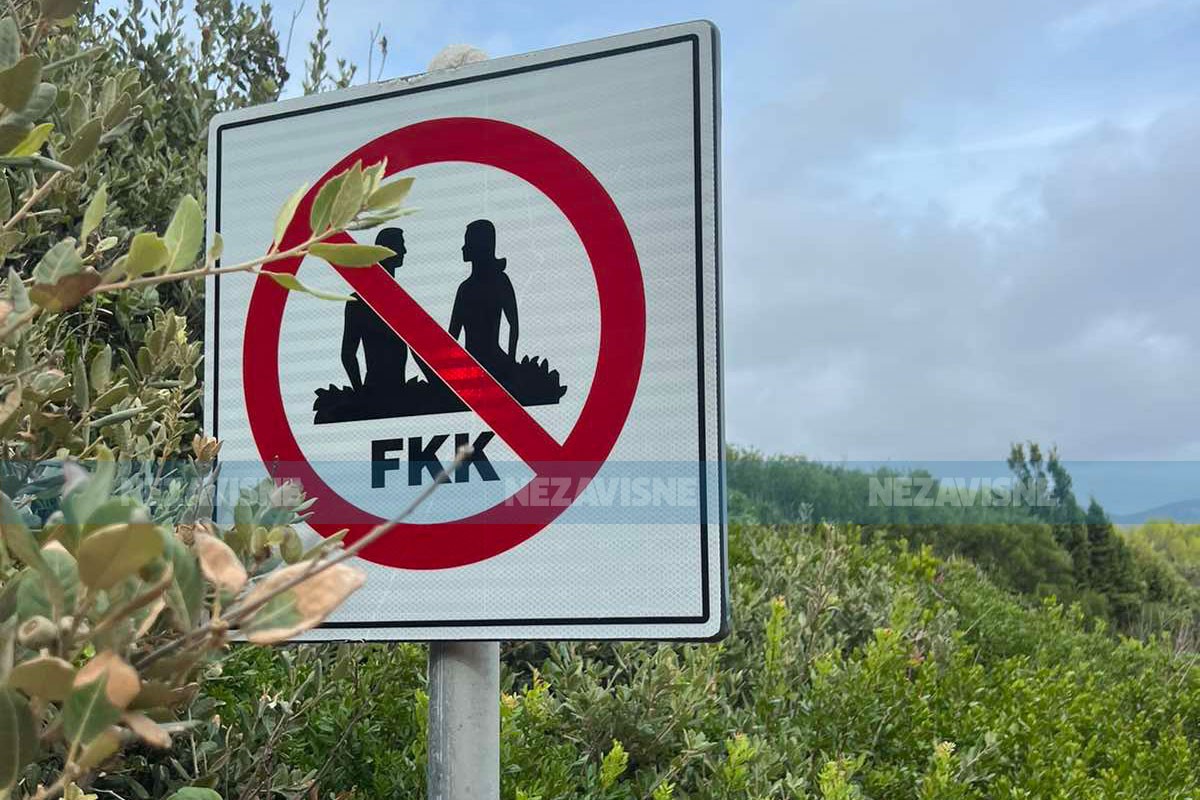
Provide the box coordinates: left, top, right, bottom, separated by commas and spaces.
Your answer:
0, 0, 416, 797
114, 524, 1200, 799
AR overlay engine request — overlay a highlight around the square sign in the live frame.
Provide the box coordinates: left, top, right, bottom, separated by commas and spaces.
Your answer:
204, 21, 725, 640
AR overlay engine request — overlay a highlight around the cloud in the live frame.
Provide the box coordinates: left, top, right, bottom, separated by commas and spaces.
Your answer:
1052, 0, 1200, 43
725, 102, 1200, 460
726, 0, 1091, 167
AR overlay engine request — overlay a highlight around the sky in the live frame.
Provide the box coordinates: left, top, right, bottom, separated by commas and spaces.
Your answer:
269, 0, 1200, 465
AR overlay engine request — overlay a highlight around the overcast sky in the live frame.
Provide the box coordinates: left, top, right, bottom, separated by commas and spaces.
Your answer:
271, 0, 1200, 463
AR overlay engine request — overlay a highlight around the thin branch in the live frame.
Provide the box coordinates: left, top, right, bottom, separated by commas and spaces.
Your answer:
89, 228, 338, 296
222, 444, 472, 626
79, 563, 174, 646
283, 0, 307, 68
134, 447, 473, 670
3, 172, 63, 231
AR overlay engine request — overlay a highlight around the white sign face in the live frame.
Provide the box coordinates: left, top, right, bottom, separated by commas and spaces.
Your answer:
205, 21, 724, 640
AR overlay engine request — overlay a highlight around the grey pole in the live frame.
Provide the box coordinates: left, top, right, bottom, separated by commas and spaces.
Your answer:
427, 641, 500, 800
422, 47, 500, 800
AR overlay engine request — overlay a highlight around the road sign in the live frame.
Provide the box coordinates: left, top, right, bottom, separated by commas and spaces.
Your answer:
205, 21, 725, 640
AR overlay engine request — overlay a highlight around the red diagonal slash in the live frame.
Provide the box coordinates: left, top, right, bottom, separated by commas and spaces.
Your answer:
331, 239, 562, 467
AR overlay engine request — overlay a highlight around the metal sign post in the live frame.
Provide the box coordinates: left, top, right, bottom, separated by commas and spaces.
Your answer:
427, 641, 500, 799
420, 50, 500, 800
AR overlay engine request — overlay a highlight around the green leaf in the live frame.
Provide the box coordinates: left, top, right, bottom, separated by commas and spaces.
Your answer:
0, 153, 73, 173
39, 0, 83, 20
14, 546, 76, 621
600, 739, 629, 789
32, 239, 83, 284
77, 517, 163, 590
308, 242, 393, 267
329, 161, 365, 230
163, 194, 202, 271
65, 92, 85, 130
61, 459, 115, 545
0, 178, 10, 220
6, 269, 26, 313
91, 381, 128, 411
207, 231, 223, 263
5, 82, 57, 127
125, 231, 169, 276
280, 527, 303, 563
98, 77, 117, 112
366, 176, 414, 210
0, 688, 38, 789
161, 533, 202, 632
101, 91, 130, 130
72, 354, 88, 410
344, 205, 420, 231
0, 18, 19, 71
82, 496, 141, 534
0, 492, 46, 575
165, 789, 223, 800
0, 55, 42, 113
0, 229, 21, 262
265, 271, 354, 302
87, 405, 143, 428
0, 123, 29, 155
89, 344, 111, 393
273, 183, 308, 247
59, 117, 101, 168
62, 677, 120, 751
6, 122, 52, 157
308, 173, 344, 233
81, 184, 106, 241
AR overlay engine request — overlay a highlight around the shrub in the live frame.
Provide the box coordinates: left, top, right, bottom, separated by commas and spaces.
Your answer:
0, 1, 418, 796
179, 524, 1200, 799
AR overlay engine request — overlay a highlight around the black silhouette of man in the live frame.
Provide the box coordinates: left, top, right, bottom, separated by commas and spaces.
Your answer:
449, 220, 518, 381
341, 228, 409, 393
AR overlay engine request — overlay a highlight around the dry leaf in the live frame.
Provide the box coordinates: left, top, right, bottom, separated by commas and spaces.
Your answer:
8, 654, 75, 701
74, 651, 140, 709
194, 531, 248, 593
135, 596, 166, 638
77, 519, 163, 589
131, 680, 199, 711
242, 563, 365, 644
122, 711, 171, 748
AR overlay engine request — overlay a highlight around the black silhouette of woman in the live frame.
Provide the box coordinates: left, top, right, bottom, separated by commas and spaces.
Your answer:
449, 220, 518, 382
340, 227, 409, 393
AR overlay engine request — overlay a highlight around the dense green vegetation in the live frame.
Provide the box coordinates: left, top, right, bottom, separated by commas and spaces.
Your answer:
729, 446, 1199, 633
0, 1, 410, 797
1125, 520, 1200, 587
98, 522, 1199, 799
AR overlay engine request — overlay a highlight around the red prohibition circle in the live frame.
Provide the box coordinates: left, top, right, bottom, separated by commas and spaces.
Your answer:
242, 117, 646, 569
